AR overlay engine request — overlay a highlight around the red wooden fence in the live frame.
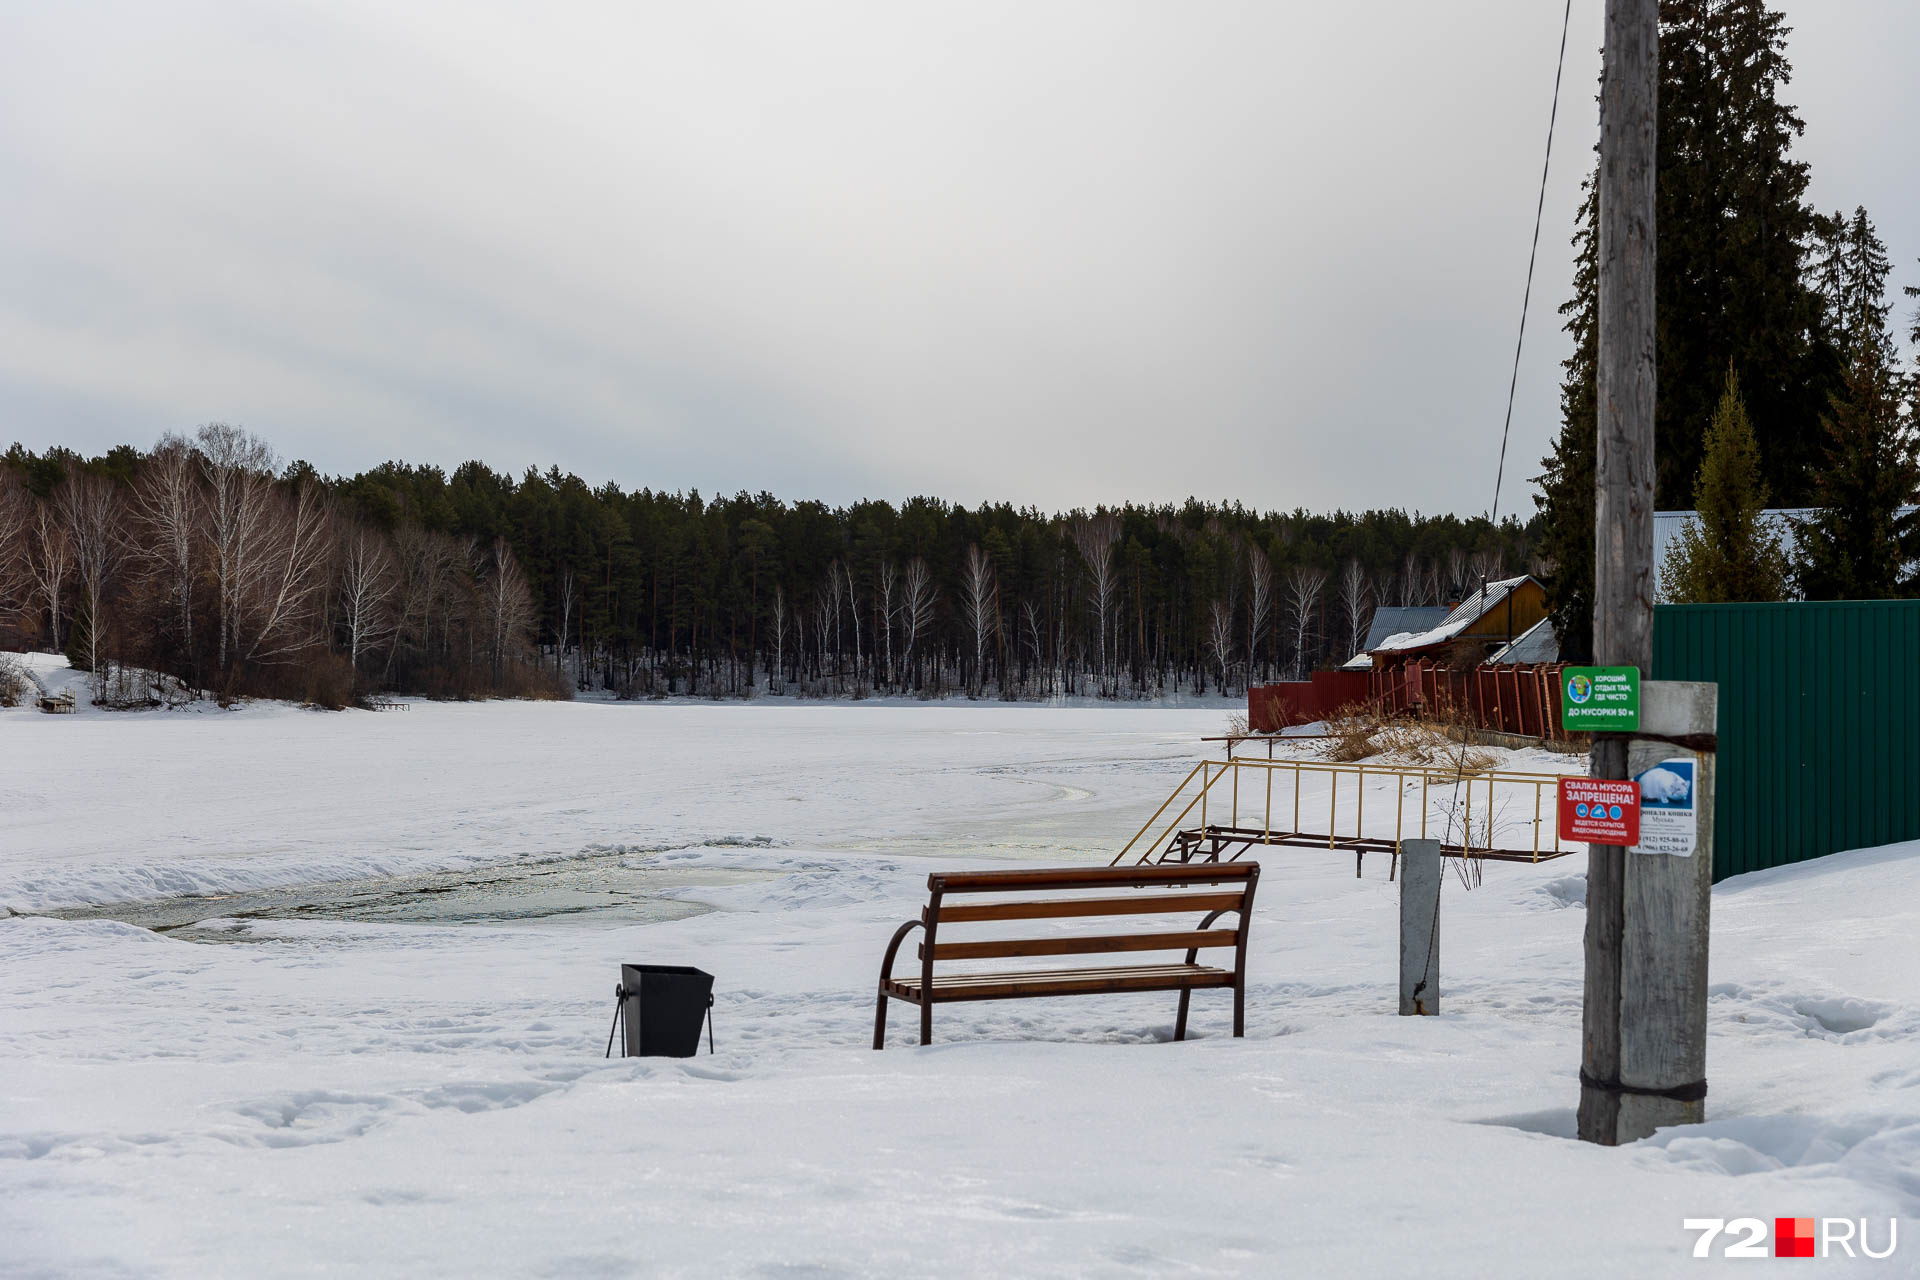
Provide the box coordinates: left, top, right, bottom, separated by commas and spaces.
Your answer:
1250, 663, 1569, 738
1246, 671, 1372, 732
1368, 660, 1568, 739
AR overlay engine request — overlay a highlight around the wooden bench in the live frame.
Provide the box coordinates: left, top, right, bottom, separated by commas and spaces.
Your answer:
873, 863, 1259, 1048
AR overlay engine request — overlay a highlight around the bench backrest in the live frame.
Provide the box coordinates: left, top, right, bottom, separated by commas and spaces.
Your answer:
918, 863, 1259, 969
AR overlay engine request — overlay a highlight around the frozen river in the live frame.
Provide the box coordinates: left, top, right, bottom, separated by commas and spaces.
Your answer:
3, 689, 1917, 1277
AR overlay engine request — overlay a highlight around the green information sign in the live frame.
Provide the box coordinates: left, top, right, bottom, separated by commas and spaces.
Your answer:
1561, 665, 1640, 732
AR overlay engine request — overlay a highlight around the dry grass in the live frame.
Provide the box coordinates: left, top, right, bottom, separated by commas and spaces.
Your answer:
1319, 704, 1502, 773
1320, 709, 1378, 762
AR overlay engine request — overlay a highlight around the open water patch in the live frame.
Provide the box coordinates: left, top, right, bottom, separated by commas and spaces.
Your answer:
44, 847, 775, 942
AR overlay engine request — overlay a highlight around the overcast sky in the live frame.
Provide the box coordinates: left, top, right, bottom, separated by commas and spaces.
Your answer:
2, 2, 1914, 517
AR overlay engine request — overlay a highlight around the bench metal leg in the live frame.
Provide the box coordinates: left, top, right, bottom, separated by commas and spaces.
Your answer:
1233, 981, 1246, 1037
873, 990, 889, 1050
919, 1001, 932, 1046
1174, 988, 1192, 1041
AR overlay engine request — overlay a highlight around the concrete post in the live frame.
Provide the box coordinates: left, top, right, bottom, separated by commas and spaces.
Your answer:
1399, 838, 1442, 1016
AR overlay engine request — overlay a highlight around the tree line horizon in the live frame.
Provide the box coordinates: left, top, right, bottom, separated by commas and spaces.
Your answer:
0, 428, 1541, 706
11, 2, 1920, 703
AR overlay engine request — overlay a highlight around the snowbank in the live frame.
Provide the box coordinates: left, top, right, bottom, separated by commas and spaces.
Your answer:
2, 693, 1915, 1276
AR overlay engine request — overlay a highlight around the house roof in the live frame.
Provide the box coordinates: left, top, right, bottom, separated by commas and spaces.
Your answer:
1361, 607, 1451, 654
1487, 615, 1559, 665
1652, 509, 1816, 600
1372, 575, 1539, 655
1342, 607, 1451, 669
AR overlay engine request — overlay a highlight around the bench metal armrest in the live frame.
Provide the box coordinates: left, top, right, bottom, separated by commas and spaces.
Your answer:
1186, 906, 1244, 965
877, 918, 925, 985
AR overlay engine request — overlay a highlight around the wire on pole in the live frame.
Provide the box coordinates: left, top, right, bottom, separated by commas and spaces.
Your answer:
1491, 0, 1575, 527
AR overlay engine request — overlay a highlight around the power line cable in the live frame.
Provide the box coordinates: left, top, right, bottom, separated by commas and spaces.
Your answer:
1490, 0, 1575, 527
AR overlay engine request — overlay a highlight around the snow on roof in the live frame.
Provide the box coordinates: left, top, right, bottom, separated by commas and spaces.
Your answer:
1360, 607, 1451, 653
1343, 606, 1453, 669
1372, 575, 1537, 655
1487, 615, 1559, 665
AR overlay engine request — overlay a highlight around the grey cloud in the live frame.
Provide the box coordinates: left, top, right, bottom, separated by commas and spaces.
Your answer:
1, 1, 1912, 513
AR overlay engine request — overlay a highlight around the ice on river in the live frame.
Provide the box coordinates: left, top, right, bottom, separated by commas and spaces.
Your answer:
2, 668, 1918, 1276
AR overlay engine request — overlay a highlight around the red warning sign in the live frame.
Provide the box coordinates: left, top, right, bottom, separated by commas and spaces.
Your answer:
1557, 778, 1641, 846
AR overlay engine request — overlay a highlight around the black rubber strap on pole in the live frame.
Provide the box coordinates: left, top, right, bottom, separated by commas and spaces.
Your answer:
1579, 1069, 1708, 1103
1593, 730, 1718, 753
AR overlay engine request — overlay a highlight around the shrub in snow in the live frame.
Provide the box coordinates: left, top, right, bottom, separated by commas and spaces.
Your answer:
0, 654, 28, 707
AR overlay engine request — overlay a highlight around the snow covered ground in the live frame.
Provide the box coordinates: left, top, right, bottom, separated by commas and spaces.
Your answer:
3, 656, 1917, 1276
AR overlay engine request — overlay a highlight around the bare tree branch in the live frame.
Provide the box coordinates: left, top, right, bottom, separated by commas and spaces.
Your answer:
960, 543, 997, 697
1284, 563, 1328, 680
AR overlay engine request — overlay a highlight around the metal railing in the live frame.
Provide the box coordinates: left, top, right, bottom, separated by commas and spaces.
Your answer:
1111, 755, 1577, 868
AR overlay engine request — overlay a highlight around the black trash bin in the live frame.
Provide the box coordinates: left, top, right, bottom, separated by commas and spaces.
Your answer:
612, 964, 714, 1058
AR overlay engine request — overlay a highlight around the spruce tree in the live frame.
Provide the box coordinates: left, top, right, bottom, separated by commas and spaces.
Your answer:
1906, 263, 1919, 404
1535, 182, 1598, 661
1661, 368, 1790, 602
1812, 207, 1894, 365
1538, 0, 1834, 651
1795, 325, 1917, 600
1655, 0, 1830, 506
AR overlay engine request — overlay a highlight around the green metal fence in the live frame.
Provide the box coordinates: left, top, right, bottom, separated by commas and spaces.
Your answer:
1653, 600, 1920, 881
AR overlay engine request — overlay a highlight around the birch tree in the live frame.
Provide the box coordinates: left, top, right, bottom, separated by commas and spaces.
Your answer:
386, 525, 463, 682
238, 478, 332, 664
337, 526, 398, 678
58, 469, 124, 684
874, 556, 898, 690
480, 536, 535, 681
1206, 600, 1235, 692
960, 543, 997, 697
1339, 558, 1373, 657
769, 583, 787, 692
839, 560, 862, 689
1421, 559, 1443, 608
1020, 600, 1046, 696
29, 499, 73, 651
1444, 547, 1468, 601
556, 565, 576, 682
1246, 541, 1273, 681
900, 556, 934, 687
1284, 564, 1328, 679
132, 434, 200, 657
1071, 514, 1120, 694
197, 423, 278, 672
815, 572, 843, 690
0, 469, 29, 628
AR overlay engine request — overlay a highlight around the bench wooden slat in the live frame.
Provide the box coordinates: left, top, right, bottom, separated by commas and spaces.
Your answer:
885, 963, 1234, 1002
930, 891, 1245, 923
929, 864, 1257, 893
921, 928, 1238, 961
875, 861, 1260, 1047
891, 964, 1223, 987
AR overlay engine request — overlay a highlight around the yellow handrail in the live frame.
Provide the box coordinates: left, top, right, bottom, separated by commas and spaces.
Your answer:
1111, 752, 1579, 866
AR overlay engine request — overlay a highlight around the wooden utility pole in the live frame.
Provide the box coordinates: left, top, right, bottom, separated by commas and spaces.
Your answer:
1582, 0, 1658, 1149
1581, 0, 1715, 1147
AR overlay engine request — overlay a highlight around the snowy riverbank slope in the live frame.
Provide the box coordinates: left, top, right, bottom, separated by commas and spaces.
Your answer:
2, 685, 1916, 1276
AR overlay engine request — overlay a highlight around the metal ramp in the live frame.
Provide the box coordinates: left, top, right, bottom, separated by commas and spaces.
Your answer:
1111, 755, 1579, 874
